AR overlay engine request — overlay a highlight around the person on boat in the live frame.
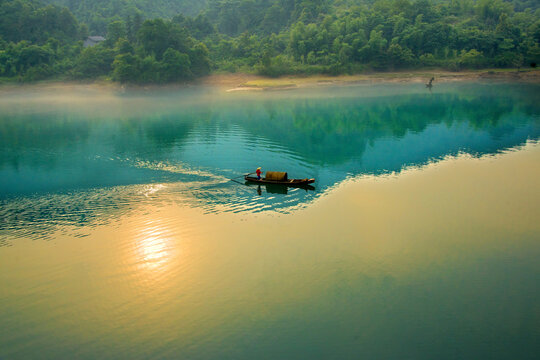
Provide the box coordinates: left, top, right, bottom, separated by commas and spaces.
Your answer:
256, 167, 262, 180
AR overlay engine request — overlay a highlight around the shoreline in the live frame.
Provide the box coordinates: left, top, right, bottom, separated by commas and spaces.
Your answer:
215, 68, 540, 92
1, 68, 539, 94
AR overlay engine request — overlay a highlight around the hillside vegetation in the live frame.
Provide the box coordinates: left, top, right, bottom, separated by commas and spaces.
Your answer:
1, 0, 539, 83
43, 0, 206, 33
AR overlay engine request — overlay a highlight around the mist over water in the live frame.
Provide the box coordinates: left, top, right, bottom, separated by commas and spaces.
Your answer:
0, 82, 539, 360
1, 82, 539, 241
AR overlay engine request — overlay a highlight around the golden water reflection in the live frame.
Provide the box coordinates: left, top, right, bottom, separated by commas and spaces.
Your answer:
133, 218, 177, 272
0, 143, 538, 359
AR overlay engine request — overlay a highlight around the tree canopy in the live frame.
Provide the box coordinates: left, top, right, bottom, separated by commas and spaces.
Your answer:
1, 0, 539, 83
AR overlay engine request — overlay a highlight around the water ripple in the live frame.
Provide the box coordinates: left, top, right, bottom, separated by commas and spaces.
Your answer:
0, 176, 319, 244
2, 83, 539, 243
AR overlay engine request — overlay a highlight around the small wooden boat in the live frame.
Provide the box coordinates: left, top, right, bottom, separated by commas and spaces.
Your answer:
244, 175, 315, 187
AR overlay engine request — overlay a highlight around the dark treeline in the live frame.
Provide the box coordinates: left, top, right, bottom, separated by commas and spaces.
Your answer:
1, 0, 539, 83
0, 0, 210, 82
43, 0, 206, 34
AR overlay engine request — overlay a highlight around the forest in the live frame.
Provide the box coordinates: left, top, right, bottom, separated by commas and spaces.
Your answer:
0, 0, 539, 83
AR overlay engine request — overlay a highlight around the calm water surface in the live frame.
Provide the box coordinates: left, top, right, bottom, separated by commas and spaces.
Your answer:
0, 82, 539, 359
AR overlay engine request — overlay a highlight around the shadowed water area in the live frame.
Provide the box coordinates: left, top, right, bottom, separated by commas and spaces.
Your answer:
0, 82, 539, 359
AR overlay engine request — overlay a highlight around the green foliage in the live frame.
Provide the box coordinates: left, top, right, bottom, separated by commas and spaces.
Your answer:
201, 0, 538, 74
188, 43, 211, 76
137, 19, 192, 60
0, 40, 59, 80
458, 49, 486, 68
109, 17, 209, 84
74, 45, 115, 78
172, 14, 216, 39
387, 43, 416, 68
105, 21, 127, 46
1, 0, 539, 83
0, 0, 81, 44
43, 0, 207, 33
203, 0, 330, 36
161, 48, 191, 81
112, 53, 138, 82
256, 55, 297, 77
112, 50, 189, 84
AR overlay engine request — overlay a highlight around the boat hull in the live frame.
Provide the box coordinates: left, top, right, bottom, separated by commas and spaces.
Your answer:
244, 176, 315, 187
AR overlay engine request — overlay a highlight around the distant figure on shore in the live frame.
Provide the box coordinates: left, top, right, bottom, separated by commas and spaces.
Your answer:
256, 167, 262, 180
426, 77, 434, 88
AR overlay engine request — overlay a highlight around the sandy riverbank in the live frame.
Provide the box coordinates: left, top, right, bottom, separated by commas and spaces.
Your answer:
200, 68, 540, 92
1, 68, 539, 94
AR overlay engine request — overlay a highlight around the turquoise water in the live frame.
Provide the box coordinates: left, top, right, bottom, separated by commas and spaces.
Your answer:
0, 82, 539, 359
1, 83, 539, 239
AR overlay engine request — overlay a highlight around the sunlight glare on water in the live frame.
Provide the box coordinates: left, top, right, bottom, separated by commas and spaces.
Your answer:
0, 82, 539, 360
134, 218, 175, 271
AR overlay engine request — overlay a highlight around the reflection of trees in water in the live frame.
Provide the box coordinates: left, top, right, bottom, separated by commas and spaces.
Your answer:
112, 113, 201, 158
1, 84, 538, 172
0, 114, 91, 169
229, 86, 539, 165
1, 84, 539, 242
0, 110, 215, 169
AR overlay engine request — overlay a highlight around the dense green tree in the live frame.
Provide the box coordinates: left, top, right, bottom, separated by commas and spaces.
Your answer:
112, 52, 138, 82
172, 13, 216, 39
161, 47, 191, 81
126, 12, 143, 43
74, 45, 115, 78
106, 21, 127, 47
1, 0, 539, 83
43, 0, 207, 33
137, 19, 191, 60
188, 42, 211, 76
387, 42, 416, 68
0, 0, 80, 43
458, 48, 486, 68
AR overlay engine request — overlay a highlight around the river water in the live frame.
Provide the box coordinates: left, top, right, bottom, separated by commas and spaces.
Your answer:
1, 82, 539, 359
